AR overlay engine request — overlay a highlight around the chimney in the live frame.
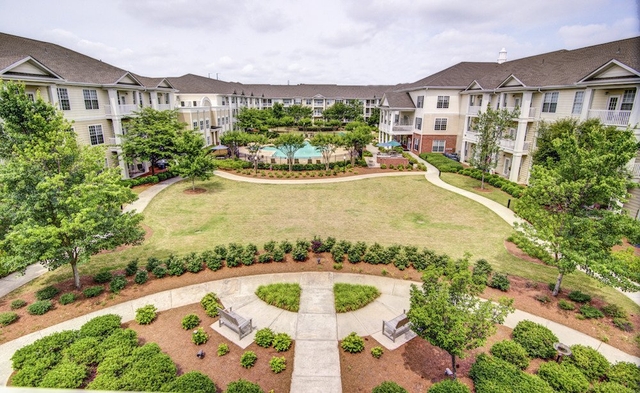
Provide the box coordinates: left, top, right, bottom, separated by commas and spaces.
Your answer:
498, 48, 507, 64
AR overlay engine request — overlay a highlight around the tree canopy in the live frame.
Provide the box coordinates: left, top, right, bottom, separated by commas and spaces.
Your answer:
274, 133, 305, 172
468, 107, 519, 188
342, 124, 374, 165
120, 107, 184, 175
323, 101, 363, 122
172, 129, 215, 190
0, 82, 144, 289
515, 118, 640, 295
310, 133, 341, 170
220, 131, 249, 159
408, 254, 513, 379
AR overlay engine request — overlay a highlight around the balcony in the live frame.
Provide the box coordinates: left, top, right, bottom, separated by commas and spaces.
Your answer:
467, 105, 481, 115
105, 104, 139, 116
392, 122, 414, 133
464, 131, 530, 152
588, 110, 631, 126
157, 104, 172, 111
633, 163, 640, 179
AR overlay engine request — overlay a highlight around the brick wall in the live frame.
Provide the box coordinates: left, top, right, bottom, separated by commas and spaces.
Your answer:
377, 156, 409, 166
411, 134, 458, 154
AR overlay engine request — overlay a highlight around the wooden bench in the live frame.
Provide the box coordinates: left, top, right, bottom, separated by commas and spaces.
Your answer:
218, 307, 253, 340
382, 311, 411, 342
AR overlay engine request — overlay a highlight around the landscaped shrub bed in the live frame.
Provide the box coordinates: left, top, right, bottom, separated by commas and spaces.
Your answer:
489, 340, 530, 370
255, 283, 301, 312
469, 353, 554, 393
506, 232, 554, 264
511, 320, 558, 359
120, 170, 177, 188
537, 361, 590, 393
341, 332, 365, 353
420, 153, 463, 173
334, 283, 381, 312
35, 286, 59, 301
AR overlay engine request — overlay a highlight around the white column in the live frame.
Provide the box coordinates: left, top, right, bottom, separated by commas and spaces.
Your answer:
628, 88, 640, 131
579, 88, 594, 121
509, 154, 522, 183
150, 91, 159, 110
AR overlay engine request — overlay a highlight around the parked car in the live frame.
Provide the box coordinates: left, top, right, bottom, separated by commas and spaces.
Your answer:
443, 152, 460, 161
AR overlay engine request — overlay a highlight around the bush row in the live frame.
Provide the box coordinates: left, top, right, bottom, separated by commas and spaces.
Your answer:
120, 170, 177, 188
420, 153, 463, 173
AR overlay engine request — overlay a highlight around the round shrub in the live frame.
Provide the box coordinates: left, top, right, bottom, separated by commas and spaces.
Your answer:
10, 299, 27, 309
269, 356, 286, 373
255, 328, 275, 348
490, 340, 530, 370
36, 285, 60, 300
372, 381, 408, 393
601, 304, 627, 319
341, 332, 364, 353
607, 361, 640, 389
613, 318, 634, 332
591, 381, 634, 393
241, 249, 255, 266
538, 362, 589, 393
0, 311, 18, 326
62, 336, 101, 365
263, 240, 277, 253
279, 240, 293, 254
564, 344, 610, 382
38, 361, 87, 389
80, 314, 122, 339
125, 259, 138, 276
217, 343, 230, 357
185, 253, 204, 273
191, 327, 209, 345
202, 250, 223, 271
225, 379, 264, 393
181, 314, 200, 330
291, 245, 308, 261
134, 270, 149, 284
93, 271, 113, 284
568, 290, 591, 303
428, 380, 471, 393
272, 247, 285, 262
558, 299, 575, 311
152, 265, 168, 278
273, 332, 292, 352
146, 257, 160, 272
240, 351, 257, 368
470, 353, 553, 393
166, 255, 186, 276
109, 274, 127, 293
489, 272, 510, 291
161, 371, 216, 393
135, 304, 157, 325
83, 285, 104, 298
11, 361, 50, 387
258, 253, 272, 263
512, 320, 558, 359
200, 293, 222, 317
27, 300, 52, 315
579, 304, 604, 319
371, 346, 384, 359
59, 293, 76, 305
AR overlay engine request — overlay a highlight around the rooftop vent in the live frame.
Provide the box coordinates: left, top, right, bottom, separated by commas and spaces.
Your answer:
498, 48, 507, 64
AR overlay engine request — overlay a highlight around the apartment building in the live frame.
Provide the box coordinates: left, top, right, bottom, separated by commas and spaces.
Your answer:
379, 37, 640, 192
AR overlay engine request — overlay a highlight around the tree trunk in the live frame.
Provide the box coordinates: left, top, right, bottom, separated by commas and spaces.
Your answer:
150, 164, 156, 176
288, 157, 293, 172
481, 171, 486, 190
191, 178, 195, 191
71, 259, 81, 290
552, 272, 564, 296
451, 353, 457, 380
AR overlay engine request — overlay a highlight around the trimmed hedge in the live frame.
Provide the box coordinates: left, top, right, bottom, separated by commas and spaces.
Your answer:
512, 320, 558, 359
27, 300, 52, 315
537, 361, 590, 393
161, 371, 216, 393
469, 353, 553, 393
428, 380, 471, 393
420, 153, 463, 173
35, 286, 59, 301
372, 381, 409, 393
0, 311, 18, 326
201, 293, 223, 317
607, 361, 640, 390
79, 314, 122, 339
225, 379, 264, 393
564, 344, 610, 382
490, 340, 530, 370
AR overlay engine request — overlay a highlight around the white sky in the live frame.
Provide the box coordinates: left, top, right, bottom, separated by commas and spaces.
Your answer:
3, 0, 639, 86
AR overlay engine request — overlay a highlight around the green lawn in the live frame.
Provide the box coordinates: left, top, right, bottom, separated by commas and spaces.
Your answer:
29, 176, 639, 312
440, 172, 515, 210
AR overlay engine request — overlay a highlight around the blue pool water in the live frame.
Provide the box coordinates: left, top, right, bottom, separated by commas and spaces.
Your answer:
262, 141, 322, 158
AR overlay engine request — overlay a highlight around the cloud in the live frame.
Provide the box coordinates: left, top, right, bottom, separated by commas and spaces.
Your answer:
558, 18, 639, 48
320, 23, 378, 48
119, 0, 241, 30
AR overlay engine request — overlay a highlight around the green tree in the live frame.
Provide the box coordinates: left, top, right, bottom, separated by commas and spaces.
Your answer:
310, 133, 341, 171
516, 118, 640, 296
468, 107, 519, 188
271, 102, 284, 119
246, 134, 270, 174
323, 101, 363, 122
172, 129, 215, 190
284, 105, 313, 124
342, 125, 374, 166
0, 82, 144, 289
120, 107, 184, 175
299, 118, 312, 130
367, 107, 381, 127
220, 130, 249, 159
274, 133, 305, 172
408, 254, 514, 380
236, 107, 271, 131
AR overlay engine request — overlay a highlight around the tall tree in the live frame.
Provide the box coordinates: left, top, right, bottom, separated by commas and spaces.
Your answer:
172, 129, 215, 190
342, 125, 374, 166
271, 102, 284, 119
284, 105, 313, 124
468, 107, 519, 188
236, 107, 271, 131
310, 133, 340, 171
220, 130, 248, 159
515, 118, 640, 296
120, 107, 184, 175
323, 100, 363, 122
367, 107, 381, 128
274, 133, 305, 172
408, 255, 514, 380
0, 82, 144, 289
245, 134, 270, 174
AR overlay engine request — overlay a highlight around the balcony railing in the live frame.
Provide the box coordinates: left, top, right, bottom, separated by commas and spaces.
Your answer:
464, 131, 531, 152
392, 125, 413, 133
588, 110, 631, 126
633, 163, 640, 179
157, 104, 172, 111
528, 107, 537, 118
105, 104, 139, 116
467, 105, 481, 115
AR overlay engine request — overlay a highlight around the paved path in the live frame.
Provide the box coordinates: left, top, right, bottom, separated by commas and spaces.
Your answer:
214, 169, 424, 184
1, 273, 638, 390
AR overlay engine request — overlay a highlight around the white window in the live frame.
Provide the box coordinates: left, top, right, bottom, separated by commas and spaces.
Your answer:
437, 96, 449, 109
306, 99, 312, 105
57, 88, 70, 110
434, 118, 448, 131
314, 99, 324, 105
83, 89, 99, 110
200, 120, 204, 130
165, 94, 170, 105
415, 117, 422, 130
416, 96, 424, 108
621, 89, 635, 111
193, 121, 198, 129
26, 93, 35, 102
326, 99, 333, 105
205, 119, 210, 129
432, 140, 445, 153
413, 137, 420, 151
571, 91, 584, 114
88, 125, 104, 145
314, 109, 322, 116
542, 92, 559, 113
192, 101, 197, 107
335, 100, 343, 104
283, 99, 292, 104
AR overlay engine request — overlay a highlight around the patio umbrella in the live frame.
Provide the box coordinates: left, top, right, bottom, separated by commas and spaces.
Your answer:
387, 140, 402, 148
376, 141, 391, 148
211, 144, 228, 150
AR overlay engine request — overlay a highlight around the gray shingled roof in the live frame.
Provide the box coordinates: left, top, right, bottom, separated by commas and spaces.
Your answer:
381, 91, 415, 108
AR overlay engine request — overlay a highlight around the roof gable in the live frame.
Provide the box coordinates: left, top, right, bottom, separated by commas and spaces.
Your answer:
579, 59, 640, 83
115, 72, 142, 86
498, 74, 526, 88
0, 56, 63, 80
464, 80, 484, 91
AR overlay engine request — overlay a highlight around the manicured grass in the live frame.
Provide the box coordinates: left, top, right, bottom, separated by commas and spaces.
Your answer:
334, 283, 381, 313
440, 172, 514, 210
21, 176, 640, 313
255, 283, 301, 312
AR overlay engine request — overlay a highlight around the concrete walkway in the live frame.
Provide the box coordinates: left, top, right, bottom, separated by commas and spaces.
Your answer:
1, 273, 638, 390
214, 169, 424, 184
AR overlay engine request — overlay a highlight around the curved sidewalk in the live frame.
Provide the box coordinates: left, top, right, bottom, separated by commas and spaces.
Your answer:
213, 169, 425, 184
1, 273, 638, 391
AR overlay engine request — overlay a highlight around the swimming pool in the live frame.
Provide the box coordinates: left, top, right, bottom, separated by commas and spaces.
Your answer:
262, 141, 322, 158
